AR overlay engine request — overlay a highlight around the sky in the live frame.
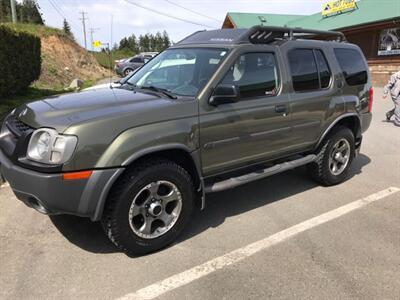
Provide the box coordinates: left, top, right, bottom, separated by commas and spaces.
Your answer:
34, 0, 328, 49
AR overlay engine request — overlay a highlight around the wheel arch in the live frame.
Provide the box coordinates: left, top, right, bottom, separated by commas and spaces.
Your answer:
315, 113, 361, 150
92, 145, 204, 221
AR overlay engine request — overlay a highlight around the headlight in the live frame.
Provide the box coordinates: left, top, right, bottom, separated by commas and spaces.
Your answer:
27, 128, 77, 165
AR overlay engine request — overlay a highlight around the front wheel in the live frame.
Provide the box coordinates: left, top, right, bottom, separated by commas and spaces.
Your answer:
308, 126, 355, 186
102, 159, 195, 255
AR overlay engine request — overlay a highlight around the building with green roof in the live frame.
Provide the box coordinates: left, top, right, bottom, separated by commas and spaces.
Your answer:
222, 0, 400, 71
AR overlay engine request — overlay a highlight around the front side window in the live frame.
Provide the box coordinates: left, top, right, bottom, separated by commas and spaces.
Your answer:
288, 49, 319, 92
221, 52, 279, 99
334, 48, 368, 86
127, 48, 228, 96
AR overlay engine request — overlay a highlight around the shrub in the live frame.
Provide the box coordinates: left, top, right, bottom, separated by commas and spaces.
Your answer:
0, 24, 41, 99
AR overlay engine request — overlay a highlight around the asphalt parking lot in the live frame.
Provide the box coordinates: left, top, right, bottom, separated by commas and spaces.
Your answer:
1, 87, 399, 300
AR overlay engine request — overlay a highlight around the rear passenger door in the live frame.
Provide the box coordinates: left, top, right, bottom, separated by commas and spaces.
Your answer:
199, 51, 292, 176
285, 47, 342, 150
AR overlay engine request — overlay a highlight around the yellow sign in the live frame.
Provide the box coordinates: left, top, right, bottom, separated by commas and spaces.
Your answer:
322, 0, 356, 17
92, 40, 102, 48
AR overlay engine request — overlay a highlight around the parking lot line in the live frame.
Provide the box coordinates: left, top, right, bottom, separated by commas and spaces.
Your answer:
117, 187, 400, 300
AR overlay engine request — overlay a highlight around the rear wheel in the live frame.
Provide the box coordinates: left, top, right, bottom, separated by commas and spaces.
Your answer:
124, 68, 134, 76
102, 159, 195, 255
308, 126, 355, 186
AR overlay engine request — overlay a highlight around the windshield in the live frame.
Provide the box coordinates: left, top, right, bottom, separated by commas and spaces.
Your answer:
126, 48, 228, 97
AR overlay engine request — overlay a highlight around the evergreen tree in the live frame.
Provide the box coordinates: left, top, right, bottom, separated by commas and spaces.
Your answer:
162, 30, 171, 49
62, 18, 73, 39
20, 0, 43, 24
0, 0, 12, 22
119, 37, 129, 50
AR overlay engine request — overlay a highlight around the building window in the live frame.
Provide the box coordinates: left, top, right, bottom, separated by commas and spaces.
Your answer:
334, 48, 368, 86
221, 52, 279, 99
378, 27, 400, 56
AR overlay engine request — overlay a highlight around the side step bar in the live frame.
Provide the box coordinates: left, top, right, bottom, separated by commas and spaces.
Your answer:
205, 154, 317, 193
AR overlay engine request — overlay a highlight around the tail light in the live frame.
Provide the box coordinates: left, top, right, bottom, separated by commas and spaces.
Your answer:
367, 87, 373, 112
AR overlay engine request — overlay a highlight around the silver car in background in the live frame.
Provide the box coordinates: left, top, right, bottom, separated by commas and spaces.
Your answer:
114, 52, 158, 76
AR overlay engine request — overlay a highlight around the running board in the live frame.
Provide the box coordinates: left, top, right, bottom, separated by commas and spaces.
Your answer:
205, 154, 317, 193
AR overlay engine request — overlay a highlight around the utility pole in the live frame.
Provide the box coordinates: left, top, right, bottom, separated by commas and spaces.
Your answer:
89, 27, 100, 51
79, 12, 88, 50
10, 0, 17, 23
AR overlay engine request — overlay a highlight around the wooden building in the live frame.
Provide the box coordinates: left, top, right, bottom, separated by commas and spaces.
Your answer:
222, 0, 400, 85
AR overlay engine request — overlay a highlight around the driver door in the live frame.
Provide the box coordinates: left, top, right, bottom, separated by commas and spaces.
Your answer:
199, 51, 293, 176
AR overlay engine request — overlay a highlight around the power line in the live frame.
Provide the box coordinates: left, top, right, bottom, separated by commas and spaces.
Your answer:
47, 0, 79, 32
164, 0, 221, 23
47, 0, 66, 20
124, 0, 215, 29
52, 0, 81, 29
79, 11, 88, 50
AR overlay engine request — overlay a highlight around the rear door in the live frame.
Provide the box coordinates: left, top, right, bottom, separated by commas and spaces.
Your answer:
284, 46, 343, 150
199, 49, 293, 176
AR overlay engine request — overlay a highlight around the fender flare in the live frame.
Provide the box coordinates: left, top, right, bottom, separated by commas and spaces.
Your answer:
92, 144, 204, 221
315, 113, 361, 149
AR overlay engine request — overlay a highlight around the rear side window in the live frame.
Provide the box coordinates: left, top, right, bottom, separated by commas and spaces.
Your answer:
288, 49, 319, 91
334, 48, 368, 86
315, 50, 331, 88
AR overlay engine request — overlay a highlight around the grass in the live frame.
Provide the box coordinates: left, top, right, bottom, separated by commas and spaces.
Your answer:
1, 23, 67, 38
92, 49, 134, 69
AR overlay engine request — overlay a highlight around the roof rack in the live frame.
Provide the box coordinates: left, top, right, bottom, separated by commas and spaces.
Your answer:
240, 26, 347, 44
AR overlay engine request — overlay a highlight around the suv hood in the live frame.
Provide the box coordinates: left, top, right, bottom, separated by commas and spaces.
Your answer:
15, 87, 197, 132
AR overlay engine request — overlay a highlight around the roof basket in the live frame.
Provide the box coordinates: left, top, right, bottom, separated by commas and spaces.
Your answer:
240, 26, 347, 44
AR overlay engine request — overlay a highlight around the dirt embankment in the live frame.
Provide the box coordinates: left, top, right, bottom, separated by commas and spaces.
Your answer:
36, 35, 108, 89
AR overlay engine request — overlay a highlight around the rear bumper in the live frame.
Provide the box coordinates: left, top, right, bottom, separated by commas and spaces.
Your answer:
361, 112, 372, 133
0, 149, 123, 221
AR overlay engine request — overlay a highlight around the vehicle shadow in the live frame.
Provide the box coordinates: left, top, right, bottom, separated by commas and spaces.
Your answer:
50, 153, 371, 255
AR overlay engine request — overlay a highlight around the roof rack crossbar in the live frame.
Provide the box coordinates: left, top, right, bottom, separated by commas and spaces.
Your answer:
240, 26, 347, 44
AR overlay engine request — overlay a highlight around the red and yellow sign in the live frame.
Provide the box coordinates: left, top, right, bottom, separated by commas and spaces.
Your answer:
322, 0, 356, 17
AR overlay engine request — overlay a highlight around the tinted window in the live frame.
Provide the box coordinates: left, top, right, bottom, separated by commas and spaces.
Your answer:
131, 57, 143, 63
334, 48, 368, 86
315, 50, 331, 88
221, 52, 279, 99
288, 49, 319, 91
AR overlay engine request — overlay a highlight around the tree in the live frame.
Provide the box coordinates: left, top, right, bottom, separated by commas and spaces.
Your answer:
20, 0, 44, 24
62, 18, 73, 39
162, 30, 171, 49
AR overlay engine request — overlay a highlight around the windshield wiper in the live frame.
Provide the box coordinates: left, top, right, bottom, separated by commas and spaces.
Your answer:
140, 85, 177, 99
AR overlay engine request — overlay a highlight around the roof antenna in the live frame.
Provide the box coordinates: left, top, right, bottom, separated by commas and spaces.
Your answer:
258, 16, 267, 26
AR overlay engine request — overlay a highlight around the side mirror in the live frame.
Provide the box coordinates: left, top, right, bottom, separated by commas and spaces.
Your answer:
209, 84, 240, 106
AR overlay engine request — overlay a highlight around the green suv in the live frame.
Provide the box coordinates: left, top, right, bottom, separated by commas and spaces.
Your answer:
0, 26, 373, 255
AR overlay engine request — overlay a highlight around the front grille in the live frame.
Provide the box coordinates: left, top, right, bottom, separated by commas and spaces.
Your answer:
6, 116, 35, 137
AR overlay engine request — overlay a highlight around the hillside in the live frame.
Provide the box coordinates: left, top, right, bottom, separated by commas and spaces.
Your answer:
3, 23, 108, 89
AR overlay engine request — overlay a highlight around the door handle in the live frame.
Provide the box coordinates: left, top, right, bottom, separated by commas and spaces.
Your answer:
275, 104, 287, 114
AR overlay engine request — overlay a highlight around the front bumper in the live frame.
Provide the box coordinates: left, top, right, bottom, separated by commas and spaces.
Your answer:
0, 149, 123, 221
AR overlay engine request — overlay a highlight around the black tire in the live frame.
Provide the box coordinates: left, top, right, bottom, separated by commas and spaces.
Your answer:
102, 158, 195, 255
124, 68, 133, 76
308, 126, 355, 186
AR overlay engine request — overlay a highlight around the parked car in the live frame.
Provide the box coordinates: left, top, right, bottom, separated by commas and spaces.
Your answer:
114, 52, 158, 76
0, 26, 372, 255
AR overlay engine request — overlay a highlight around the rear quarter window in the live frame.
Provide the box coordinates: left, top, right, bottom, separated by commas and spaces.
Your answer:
334, 48, 368, 86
